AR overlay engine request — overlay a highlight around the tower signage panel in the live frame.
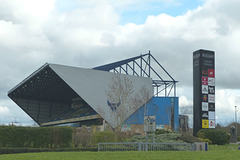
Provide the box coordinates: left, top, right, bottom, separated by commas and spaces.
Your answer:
193, 50, 215, 135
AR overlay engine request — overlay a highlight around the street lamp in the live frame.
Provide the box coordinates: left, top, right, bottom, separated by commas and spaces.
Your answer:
235, 106, 238, 140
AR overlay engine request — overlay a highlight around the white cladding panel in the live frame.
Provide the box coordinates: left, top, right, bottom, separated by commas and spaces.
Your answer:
49, 64, 154, 128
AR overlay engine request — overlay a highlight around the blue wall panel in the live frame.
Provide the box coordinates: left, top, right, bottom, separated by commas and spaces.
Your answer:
124, 97, 179, 131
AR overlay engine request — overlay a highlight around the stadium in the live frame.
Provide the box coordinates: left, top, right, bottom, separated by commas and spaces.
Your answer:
8, 52, 180, 134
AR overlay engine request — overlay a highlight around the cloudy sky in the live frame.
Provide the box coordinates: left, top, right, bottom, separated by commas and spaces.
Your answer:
0, 0, 240, 126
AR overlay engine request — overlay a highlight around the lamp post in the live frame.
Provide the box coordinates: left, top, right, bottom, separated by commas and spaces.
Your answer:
235, 106, 238, 140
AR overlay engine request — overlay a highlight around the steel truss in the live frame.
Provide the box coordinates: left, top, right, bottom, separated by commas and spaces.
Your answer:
93, 51, 178, 97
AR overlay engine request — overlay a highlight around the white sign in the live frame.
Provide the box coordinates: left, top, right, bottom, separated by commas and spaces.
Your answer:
208, 77, 215, 86
156, 125, 164, 129
202, 102, 208, 111
208, 94, 215, 103
209, 120, 215, 128
144, 116, 156, 132
209, 111, 215, 119
121, 124, 131, 132
202, 85, 208, 94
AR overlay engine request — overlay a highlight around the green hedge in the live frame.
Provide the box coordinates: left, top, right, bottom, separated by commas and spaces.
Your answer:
0, 126, 73, 148
197, 129, 229, 145
0, 147, 98, 155
92, 131, 117, 146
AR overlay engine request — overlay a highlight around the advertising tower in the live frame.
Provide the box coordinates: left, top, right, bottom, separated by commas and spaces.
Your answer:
193, 49, 215, 136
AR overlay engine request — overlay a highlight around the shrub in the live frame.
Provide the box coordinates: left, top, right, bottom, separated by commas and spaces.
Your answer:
0, 126, 73, 148
155, 129, 172, 135
181, 132, 202, 143
73, 128, 92, 148
198, 138, 212, 144
197, 129, 229, 145
115, 132, 134, 142
92, 131, 117, 146
126, 133, 185, 143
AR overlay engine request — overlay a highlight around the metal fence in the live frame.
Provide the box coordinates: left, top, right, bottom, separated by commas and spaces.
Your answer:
98, 142, 193, 152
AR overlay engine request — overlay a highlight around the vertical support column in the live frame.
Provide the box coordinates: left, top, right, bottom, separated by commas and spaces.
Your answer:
133, 61, 135, 76
140, 55, 142, 76
148, 51, 151, 77
165, 84, 167, 97
174, 83, 176, 97
126, 64, 128, 74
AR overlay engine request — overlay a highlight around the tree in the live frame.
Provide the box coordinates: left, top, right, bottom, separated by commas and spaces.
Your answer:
105, 74, 151, 131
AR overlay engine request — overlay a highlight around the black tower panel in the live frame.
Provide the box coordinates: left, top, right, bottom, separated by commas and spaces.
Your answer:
193, 49, 215, 136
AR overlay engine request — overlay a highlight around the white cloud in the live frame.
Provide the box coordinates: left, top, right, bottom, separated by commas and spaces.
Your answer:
179, 96, 192, 107
1, 0, 240, 125
0, 106, 9, 115
215, 89, 240, 125
0, 0, 56, 30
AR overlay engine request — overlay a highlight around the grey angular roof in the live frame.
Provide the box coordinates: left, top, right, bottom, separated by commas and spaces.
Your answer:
8, 63, 154, 128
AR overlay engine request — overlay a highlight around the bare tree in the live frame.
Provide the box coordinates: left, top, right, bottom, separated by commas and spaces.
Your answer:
106, 74, 150, 134
106, 74, 134, 129
106, 74, 151, 132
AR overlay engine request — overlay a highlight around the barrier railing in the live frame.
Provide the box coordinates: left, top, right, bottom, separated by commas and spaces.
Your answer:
98, 142, 193, 152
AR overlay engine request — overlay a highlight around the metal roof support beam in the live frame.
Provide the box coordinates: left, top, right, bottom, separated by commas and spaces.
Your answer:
126, 63, 139, 76
165, 84, 167, 97
174, 83, 176, 97
167, 84, 174, 97
93, 52, 178, 97
141, 56, 148, 77
148, 51, 151, 77
150, 54, 176, 82
154, 82, 174, 97
114, 68, 119, 73
120, 66, 128, 75
133, 61, 135, 76
140, 55, 142, 76
133, 60, 150, 77
141, 57, 165, 83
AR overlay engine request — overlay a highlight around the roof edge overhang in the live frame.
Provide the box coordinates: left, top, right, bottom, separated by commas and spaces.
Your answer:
8, 63, 50, 95
41, 114, 101, 126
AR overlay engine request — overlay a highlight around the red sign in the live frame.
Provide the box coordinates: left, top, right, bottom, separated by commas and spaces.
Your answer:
202, 77, 208, 85
208, 69, 215, 77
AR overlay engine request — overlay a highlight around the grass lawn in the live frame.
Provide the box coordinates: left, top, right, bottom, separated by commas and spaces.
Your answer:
0, 144, 240, 160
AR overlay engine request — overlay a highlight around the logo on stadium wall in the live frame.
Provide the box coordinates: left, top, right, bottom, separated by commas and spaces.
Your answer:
107, 100, 121, 112
202, 77, 208, 85
208, 69, 215, 77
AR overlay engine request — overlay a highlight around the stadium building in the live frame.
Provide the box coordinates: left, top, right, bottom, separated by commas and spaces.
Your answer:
8, 52, 180, 133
